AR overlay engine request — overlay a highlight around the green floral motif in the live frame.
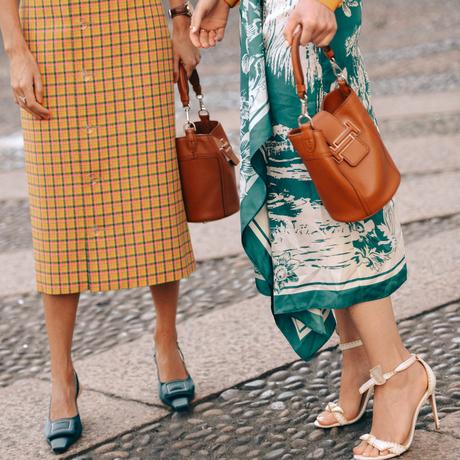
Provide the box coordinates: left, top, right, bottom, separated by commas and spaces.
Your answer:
273, 252, 300, 292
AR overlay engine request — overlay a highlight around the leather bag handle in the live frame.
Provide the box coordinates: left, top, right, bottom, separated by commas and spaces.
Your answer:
291, 33, 345, 100
177, 64, 203, 108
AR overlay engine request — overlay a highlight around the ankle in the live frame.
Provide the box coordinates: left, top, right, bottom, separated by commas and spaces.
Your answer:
370, 347, 412, 375
154, 330, 178, 348
342, 347, 369, 369
51, 362, 75, 385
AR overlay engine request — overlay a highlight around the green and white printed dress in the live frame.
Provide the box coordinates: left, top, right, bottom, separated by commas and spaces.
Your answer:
239, 0, 408, 360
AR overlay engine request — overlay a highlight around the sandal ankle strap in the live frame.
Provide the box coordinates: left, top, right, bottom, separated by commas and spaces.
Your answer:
338, 339, 363, 351
359, 354, 417, 395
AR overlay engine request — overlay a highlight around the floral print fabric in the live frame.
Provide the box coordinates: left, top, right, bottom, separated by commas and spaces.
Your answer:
239, 0, 407, 360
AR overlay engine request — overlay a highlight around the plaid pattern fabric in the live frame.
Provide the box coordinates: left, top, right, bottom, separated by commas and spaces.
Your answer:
19, 0, 196, 294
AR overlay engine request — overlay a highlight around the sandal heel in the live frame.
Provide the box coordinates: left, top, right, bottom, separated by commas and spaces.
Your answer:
429, 393, 440, 431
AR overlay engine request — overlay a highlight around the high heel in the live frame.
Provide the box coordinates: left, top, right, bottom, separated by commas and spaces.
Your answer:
354, 354, 439, 460
154, 343, 195, 412
314, 339, 372, 428
44, 370, 83, 454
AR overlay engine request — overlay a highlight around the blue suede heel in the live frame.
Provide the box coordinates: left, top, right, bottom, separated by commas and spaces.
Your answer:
155, 345, 195, 412
44, 371, 83, 454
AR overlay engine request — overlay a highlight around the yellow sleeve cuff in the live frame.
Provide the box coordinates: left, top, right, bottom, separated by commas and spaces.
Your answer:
223, 0, 239, 7
318, 0, 343, 11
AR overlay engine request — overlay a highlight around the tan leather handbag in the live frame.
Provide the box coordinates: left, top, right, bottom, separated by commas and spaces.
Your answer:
176, 65, 240, 223
288, 36, 401, 222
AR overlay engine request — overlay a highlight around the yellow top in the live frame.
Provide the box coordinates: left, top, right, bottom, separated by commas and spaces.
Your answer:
224, 0, 343, 11
319, 0, 343, 11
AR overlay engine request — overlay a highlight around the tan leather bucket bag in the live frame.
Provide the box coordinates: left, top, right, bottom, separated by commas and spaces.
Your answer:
176, 65, 240, 223
288, 36, 401, 222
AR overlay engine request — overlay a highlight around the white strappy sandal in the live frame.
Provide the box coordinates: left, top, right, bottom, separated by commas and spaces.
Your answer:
314, 339, 373, 429
353, 354, 440, 460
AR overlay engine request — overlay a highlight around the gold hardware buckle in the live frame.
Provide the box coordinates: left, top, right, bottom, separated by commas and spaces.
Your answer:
330, 121, 360, 163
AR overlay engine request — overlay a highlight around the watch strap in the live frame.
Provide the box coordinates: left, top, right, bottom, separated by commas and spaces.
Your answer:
169, 2, 192, 18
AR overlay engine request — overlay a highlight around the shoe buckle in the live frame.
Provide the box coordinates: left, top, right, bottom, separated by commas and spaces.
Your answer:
370, 365, 386, 385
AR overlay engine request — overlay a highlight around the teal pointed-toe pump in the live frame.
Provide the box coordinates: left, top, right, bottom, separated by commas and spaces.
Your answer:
44, 370, 83, 454
155, 344, 195, 412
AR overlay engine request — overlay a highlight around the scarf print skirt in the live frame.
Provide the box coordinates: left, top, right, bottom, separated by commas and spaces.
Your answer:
239, 0, 408, 360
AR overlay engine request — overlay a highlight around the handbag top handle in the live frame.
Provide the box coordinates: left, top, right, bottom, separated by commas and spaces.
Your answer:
177, 63, 209, 128
177, 64, 204, 107
291, 33, 346, 123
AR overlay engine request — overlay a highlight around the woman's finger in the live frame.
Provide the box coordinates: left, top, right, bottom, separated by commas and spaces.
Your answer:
208, 30, 217, 47
183, 64, 194, 78
23, 85, 50, 119
190, 4, 207, 46
199, 29, 210, 48
300, 19, 316, 46
33, 71, 44, 105
315, 30, 335, 48
284, 14, 300, 45
216, 27, 225, 42
173, 54, 180, 82
16, 90, 38, 118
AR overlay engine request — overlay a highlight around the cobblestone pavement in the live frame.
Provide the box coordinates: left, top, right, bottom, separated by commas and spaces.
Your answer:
73, 303, 460, 460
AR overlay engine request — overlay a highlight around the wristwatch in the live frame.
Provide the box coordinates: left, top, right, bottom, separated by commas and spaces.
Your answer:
168, 1, 193, 19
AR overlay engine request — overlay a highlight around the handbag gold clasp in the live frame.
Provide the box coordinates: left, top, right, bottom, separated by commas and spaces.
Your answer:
330, 121, 360, 163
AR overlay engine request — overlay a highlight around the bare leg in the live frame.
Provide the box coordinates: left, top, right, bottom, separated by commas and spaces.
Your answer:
349, 297, 428, 458
317, 309, 370, 425
43, 293, 80, 420
150, 281, 188, 381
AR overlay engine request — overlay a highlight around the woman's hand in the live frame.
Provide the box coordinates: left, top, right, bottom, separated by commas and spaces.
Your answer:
284, 0, 337, 47
172, 16, 201, 81
8, 47, 50, 120
190, 0, 230, 48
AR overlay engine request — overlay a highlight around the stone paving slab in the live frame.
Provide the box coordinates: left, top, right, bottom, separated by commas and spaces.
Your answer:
428, 410, 460, 439
404, 430, 460, 460
75, 295, 298, 407
0, 378, 167, 460
393, 227, 460, 319
372, 91, 460, 120
388, 135, 460, 176
0, 249, 35, 296
395, 171, 460, 223
188, 213, 241, 262
0, 169, 28, 200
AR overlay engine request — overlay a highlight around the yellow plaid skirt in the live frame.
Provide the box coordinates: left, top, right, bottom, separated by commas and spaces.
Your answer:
19, 0, 196, 294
